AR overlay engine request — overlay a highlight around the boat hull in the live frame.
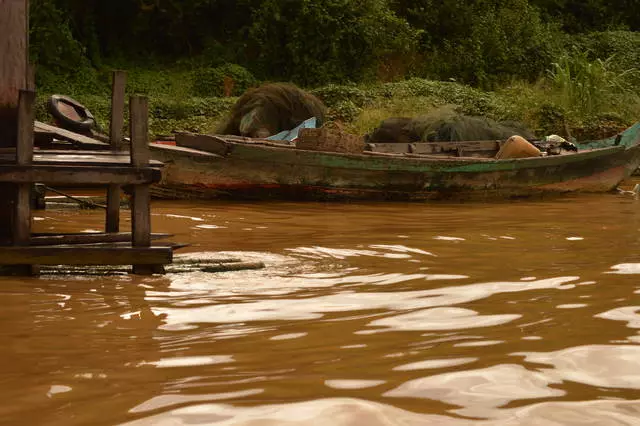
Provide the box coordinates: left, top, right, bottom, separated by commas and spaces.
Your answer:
149, 129, 640, 201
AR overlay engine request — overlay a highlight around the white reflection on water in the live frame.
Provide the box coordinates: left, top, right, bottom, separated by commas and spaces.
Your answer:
143, 355, 234, 368
596, 307, 640, 328
129, 389, 265, 414
384, 364, 564, 417
152, 276, 579, 326
124, 396, 640, 425
122, 397, 473, 426
324, 380, 386, 389
393, 357, 477, 371
286, 244, 436, 260
606, 264, 640, 274
517, 345, 640, 389
366, 307, 519, 332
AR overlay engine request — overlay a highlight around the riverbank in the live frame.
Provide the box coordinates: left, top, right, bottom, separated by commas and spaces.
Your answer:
35, 64, 640, 143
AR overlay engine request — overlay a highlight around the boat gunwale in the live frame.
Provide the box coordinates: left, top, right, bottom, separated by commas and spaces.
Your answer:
151, 136, 631, 169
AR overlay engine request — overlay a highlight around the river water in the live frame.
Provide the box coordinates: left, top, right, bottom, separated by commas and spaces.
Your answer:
4, 184, 640, 425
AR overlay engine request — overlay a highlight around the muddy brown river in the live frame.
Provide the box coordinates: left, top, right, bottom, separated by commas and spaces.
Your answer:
4, 183, 640, 425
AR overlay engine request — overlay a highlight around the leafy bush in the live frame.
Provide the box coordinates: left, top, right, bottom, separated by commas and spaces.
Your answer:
326, 101, 362, 123
192, 64, 258, 97
533, 103, 569, 136
311, 84, 373, 108
246, 0, 418, 86
370, 78, 499, 116
150, 97, 236, 120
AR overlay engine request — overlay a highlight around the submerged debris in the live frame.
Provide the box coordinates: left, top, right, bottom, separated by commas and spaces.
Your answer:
39, 257, 265, 276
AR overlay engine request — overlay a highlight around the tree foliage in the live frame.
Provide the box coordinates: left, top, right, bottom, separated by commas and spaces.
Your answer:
28, 0, 640, 90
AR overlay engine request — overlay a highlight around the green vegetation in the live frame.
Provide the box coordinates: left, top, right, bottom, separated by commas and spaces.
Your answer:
29, 0, 640, 141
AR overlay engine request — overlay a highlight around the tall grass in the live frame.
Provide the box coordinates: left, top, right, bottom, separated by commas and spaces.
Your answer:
548, 50, 639, 117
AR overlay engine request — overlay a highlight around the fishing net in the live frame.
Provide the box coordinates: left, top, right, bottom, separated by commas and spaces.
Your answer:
410, 107, 535, 142
217, 83, 327, 138
368, 107, 535, 143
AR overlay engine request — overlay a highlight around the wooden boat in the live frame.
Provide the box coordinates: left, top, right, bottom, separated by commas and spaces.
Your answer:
145, 122, 640, 201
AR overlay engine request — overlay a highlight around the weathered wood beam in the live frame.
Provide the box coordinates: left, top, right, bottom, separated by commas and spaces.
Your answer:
14, 89, 35, 246
0, 246, 173, 265
31, 232, 172, 246
0, 165, 161, 185
0, 151, 163, 166
106, 70, 127, 233
129, 95, 158, 274
34, 121, 110, 149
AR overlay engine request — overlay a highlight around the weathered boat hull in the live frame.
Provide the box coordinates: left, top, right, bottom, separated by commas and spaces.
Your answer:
149, 123, 640, 201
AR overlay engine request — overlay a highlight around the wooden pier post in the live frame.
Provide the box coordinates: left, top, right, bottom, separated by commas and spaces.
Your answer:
130, 95, 159, 274
0, 0, 29, 246
14, 89, 35, 246
13, 89, 37, 274
106, 70, 127, 233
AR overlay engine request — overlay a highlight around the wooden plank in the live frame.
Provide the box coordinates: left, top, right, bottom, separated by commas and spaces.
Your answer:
365, 143, 411, 154
32, 152, 162, 166
31, 232, 172, 246
365, 141, 504, 156
176, 133, 294, 153
34, 121, 109, 149
0, 246, 173, 265
33, 149, 132, 156
34, 241, 186, 250
0, 164, 161, 185
175, 133, 230, 156
0, 150, 165, 166
150, 142, 222, 158
410, 140, 502, 155
0, 151, 165, 165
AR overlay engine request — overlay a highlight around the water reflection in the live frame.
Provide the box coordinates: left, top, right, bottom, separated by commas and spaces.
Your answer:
122, 397, 640, 425
384, 364, 565, 418
517, 345, 640, 389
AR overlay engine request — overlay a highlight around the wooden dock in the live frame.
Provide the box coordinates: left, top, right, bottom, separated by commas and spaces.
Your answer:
0, 0, 174, 275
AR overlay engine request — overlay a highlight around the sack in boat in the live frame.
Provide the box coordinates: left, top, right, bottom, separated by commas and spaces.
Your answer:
297, 126, 364, 154
495, 135, 542, 160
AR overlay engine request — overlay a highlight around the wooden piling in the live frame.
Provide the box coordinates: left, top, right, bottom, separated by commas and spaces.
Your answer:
0, 0, 28, 246
106, 70, 127, 233
14, 89, 35, 246
129, 95, 159, 274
